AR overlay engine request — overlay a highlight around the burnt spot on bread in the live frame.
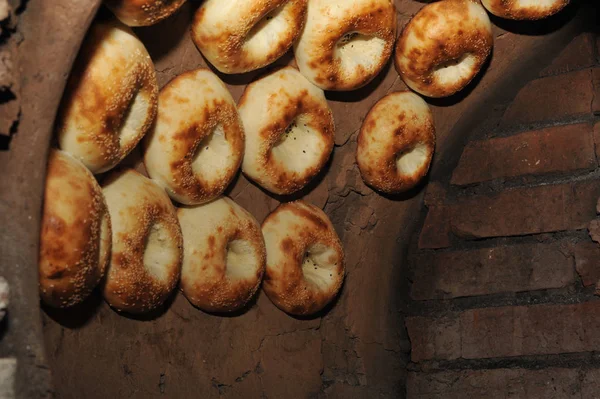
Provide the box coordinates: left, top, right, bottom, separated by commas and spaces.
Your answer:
102, 169, 182, 314
357, 92, 436, 194
56, 21, 158, 172
284, 202, 329, 232
228, 206, 237, 217
192, 0, 307, 74
299, 0, 396, 90
150, 71, 244, 204
246, 68, 334, 195
280, 237, 295, 254
39, 150, 111, 308
179, 199, 265, 312
394, 0, 492, 98
261, 201, 345, 316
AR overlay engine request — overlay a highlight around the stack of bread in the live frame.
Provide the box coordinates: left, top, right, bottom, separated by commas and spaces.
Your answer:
39, 0, 570, 316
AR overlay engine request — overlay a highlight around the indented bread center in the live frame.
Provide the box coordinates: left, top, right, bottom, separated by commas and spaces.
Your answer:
192, 124, 231, 181
271, 115, 322, 173
396, 143, 429, 176
301, 243, 338, 289
432, 54, 477, 87
118, 88, 149, 147
225, 239, 257, 279
335, 32, 386, 74
245, 4, 288, 53
143, 222, 177, 282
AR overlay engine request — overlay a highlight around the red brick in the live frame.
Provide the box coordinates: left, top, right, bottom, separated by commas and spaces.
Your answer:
574, 242, 600, 287
593, 68, 600, 115
407, 302, 600, 362
501, 69, 594, 126
582, 369, 600, 398
539, 33, 595, 77
411, 242, 575, 300
405, 316, 461, 362
451, 181, 600, 239
408, 368, 584, 399
418, 206, 451, 250
451, 123, 596, 186
424, 181, 446, 207
590, 219, 600, 244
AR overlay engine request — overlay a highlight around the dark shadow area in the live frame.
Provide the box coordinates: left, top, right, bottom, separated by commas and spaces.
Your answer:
489, 0, 579, 36
205, 50, 295, 87
0, 91, 19, 151
93, 5, 114, 22
133, 1, 197, 62
325, 58, 393, 103
0, 312, 8, 341
0, 132, 11, 151
42, 288, 104, 329
378, 172, 431, 202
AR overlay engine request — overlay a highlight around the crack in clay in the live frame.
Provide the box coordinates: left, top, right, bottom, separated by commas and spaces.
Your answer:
156, 66, 175, 74
234, 370, 252, 383
335, 128, 359, 147
211, 376, 233, 396
384, 75, 401, 95
252, 323, 323, 353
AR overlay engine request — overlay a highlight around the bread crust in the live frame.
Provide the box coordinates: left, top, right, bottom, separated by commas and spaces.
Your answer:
357, 91, 435, 193
56, 20, 158, 174
191, 0, 307, 74
294, 0, 397, 91
104, 0, 187, 27
102, 169, 183, 314
481, 0, 569, 20
262, 201, 344, 316
178, 197, 266, 312
39, 150, 112, 308
238, 67, 334, 195
143, 69, 244, 205
394, 0, 493, 98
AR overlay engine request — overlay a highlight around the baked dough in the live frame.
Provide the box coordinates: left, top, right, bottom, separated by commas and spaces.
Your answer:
39, 150, 111, 308
178, 197, 266, 312
481, 0, 570, 20
262, 201, 344, 316
191, 0, 307, 74
238, 67, 334, 195
104, 0, 187, 27
143, 69, 244, 205
357, 91, 435, 194
102, 169, 183, 314
294, 0, 397, 91
394, 0, 493, 98
56, 20, 158, 173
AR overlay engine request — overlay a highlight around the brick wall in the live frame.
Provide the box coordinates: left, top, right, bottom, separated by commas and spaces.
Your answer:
407, 32, 600, 398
